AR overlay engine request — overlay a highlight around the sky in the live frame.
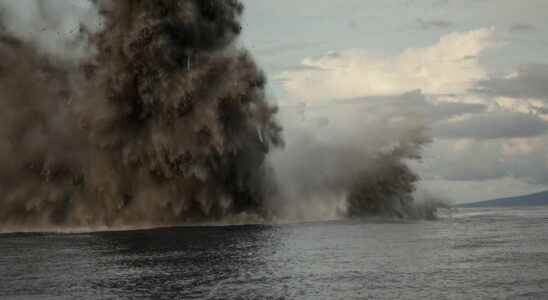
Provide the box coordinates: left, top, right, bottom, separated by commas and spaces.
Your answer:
240, 0, 548, 203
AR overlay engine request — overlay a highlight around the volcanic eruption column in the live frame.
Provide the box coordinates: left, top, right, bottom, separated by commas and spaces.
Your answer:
0, 0, 282, 227
0, 0, 432, 229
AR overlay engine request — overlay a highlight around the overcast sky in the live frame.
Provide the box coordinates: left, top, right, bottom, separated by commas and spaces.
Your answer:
241, 0, 548, 203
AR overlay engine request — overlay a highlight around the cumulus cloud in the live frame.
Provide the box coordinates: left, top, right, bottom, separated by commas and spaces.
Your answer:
495, 97, 547, 115
278, 28, 494, 102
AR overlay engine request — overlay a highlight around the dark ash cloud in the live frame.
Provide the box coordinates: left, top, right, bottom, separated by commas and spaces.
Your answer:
0, 0, 283, 229
0, 0, 445, 230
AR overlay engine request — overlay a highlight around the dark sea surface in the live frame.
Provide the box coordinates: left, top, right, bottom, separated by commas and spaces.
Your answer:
1, 207, 548, 299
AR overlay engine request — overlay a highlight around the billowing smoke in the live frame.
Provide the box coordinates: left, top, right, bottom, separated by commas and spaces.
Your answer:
0, 0, 281, 229
0, 0, 101, 61
0, 0, 440, 231
267, 93, 442, 221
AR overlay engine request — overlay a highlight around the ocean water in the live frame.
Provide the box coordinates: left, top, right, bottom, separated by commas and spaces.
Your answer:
1, 207, 548, 299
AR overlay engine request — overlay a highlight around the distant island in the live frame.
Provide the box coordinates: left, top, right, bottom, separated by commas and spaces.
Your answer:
458, 190, 548, 208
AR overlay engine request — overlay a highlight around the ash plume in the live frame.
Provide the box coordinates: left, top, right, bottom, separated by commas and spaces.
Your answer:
0, 0, 101, 61
268, 94, 442, 221
0, 0, 439, 231
0, 0, 282, 229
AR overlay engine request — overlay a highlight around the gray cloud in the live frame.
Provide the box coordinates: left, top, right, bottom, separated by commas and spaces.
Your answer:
475, 64, 548, 101
254, 41, 325, 56
421, 138, 548, 184
341, 92, 547, 140
509, 23, 535, 32
336, 90, 486, 123
433, 112, 548, 139
417, 18, 453, 30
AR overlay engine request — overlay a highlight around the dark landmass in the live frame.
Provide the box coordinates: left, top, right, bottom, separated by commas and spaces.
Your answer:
458, 190, 548, 208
